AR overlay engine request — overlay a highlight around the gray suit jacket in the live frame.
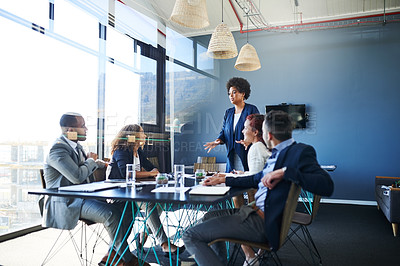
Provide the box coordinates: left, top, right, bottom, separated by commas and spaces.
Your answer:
42, 135, 98, 230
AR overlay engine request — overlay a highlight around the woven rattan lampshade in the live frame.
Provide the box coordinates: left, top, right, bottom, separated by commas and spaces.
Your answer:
207, 23, 238, 59
234, 43, 261, 71
170, 0, 209, 29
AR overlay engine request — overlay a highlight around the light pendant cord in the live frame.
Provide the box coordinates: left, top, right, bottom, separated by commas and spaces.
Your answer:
246, 12, 249, 43
222, 0, 224, 23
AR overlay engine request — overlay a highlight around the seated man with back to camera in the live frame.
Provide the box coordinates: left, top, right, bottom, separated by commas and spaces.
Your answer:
42, 112, 150, 266
182, 110, 334, 266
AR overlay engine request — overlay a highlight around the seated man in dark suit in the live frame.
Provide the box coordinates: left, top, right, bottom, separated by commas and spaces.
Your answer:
183, 110, 334, 266
42, 112, 150, 266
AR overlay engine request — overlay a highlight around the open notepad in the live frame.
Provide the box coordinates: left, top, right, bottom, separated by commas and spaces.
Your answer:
189, 186, 230, 195
58, 182, 121, 192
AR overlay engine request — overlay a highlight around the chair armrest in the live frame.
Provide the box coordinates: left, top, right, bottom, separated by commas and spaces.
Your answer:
389, 188, 400, 222
93, 167, 106, 182
375, 176, 400, 187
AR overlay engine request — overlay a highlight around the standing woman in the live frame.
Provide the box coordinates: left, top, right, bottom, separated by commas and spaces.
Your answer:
204, 77, 259, 173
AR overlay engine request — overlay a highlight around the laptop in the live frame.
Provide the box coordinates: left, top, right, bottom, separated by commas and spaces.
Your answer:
58, 182, 122, 192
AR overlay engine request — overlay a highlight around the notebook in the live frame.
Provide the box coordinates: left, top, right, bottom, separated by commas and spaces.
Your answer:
58, 182, 121, 192
189, 186, 230, 195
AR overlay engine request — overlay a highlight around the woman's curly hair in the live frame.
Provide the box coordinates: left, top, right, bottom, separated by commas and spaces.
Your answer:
110, 124, 142, 155
226, 77, 251, 100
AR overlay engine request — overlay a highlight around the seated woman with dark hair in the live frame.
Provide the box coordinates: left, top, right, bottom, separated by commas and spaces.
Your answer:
107, 124, 158, 180
107, 124, 184, 255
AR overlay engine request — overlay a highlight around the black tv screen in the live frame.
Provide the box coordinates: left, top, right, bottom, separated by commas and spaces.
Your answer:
265, 104, 307, 129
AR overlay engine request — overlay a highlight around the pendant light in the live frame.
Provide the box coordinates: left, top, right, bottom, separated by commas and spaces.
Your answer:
234, 12, 261, 71
207, 0, 237, 59
170, 0, 209, 29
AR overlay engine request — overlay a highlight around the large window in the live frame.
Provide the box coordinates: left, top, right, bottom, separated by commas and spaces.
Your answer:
0, 0, 216, 237
0, 0, 160, 237
0, 11, 98, 235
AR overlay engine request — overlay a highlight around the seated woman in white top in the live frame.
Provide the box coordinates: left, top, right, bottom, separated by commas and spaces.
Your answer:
236, 114, 271, 204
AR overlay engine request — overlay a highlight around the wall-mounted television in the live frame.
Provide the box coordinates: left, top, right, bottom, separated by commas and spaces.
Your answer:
265, 104, 307, 129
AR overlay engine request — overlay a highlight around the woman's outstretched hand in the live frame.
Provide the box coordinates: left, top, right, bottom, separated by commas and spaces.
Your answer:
235, 139, 251, 150
204, 139, 222, 153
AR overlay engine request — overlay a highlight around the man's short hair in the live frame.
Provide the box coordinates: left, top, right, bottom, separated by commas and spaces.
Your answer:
60, 112, 82, 128
264, 110, 293, 141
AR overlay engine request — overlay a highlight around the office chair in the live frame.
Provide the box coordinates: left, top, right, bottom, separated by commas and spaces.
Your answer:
285, 191, 322, 266
208, 183, 301, 265
38, 169, 108, 265
194, 156, 218, 173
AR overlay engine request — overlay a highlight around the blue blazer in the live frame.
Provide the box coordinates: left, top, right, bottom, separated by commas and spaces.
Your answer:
226, 142, 334, 250
108, 148, 155, 179
217, 103, 259, 172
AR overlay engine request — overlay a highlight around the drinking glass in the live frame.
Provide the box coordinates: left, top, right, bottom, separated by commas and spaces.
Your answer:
174, 164, 185, 190
195, 169, 205, 185
156, 173, 169, 188
126, 164, 136, 186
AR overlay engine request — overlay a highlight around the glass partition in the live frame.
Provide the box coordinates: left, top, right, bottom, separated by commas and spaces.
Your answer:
197, 42, 214, 74
166, 27, 194, 66
1, 0, 49, 29
54, 0, 99, 51
106, 26, 135, 66
166, 60, 217, 167
115, 0, 157, 47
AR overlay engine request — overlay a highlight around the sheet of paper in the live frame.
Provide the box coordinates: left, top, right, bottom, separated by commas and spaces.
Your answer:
140, 180, 176, 185
151, 187, 191, 193
224, 173, 253, 178
189, 186, 230, 195
58, 182, 121, 192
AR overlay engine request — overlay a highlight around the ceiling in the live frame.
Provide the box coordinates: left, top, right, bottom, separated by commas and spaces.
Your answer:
124, 0, 400, 37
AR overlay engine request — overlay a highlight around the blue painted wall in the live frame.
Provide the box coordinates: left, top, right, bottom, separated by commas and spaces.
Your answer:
176, 23, 400, 201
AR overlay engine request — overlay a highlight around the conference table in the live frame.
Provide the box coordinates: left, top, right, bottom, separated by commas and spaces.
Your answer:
29, 177, 249, 265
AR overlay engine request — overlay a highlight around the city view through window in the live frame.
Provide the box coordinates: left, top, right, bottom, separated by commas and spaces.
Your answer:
0, 0, 215, 236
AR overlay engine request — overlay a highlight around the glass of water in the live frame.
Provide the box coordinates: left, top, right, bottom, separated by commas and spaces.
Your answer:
126, 164, 136, 186
156, 173, 169, 188
174, 164, 185, 190
195, 169, 206, 185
